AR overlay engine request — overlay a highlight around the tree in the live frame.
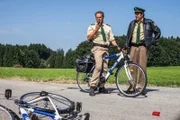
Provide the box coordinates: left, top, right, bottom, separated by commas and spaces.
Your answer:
18, 49, 26, 67
148, 44, 171, 66
25, 50, 41, 68
54, 48, 64, 68
46, 52, 56, 68
0, 44, 5, 66
3, 44, 14, 67
29, 43, 52, 60
0, 36, 180, 68
75, 40, 92, 59
63, 49, 76, 68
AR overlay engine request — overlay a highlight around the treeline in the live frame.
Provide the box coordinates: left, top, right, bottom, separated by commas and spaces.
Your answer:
0, 36, 180, 68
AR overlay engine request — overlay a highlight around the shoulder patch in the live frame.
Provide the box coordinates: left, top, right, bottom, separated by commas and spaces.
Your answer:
145, 19, 157, 26
106, 24, 111, 26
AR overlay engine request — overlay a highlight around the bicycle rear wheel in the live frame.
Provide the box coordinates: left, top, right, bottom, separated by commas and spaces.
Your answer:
20, 92, 75, 114
76, 72, 92, 93
116, 62, 147, 97
0, 104, 15, 120
76, 66, 94, 93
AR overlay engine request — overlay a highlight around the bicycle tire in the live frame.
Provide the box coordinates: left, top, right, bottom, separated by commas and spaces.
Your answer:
116, 62, 147, 97
20, 92, 75, 114
0, 104, 15, 120
76, 66, 95, 93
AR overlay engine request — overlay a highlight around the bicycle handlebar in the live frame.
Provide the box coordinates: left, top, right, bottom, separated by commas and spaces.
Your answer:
14, 99, 31, 109
108, 45, 128, 51
14, 99, 26, 105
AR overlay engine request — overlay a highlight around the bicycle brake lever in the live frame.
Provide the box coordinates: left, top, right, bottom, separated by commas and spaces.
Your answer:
14, 99, 30, 108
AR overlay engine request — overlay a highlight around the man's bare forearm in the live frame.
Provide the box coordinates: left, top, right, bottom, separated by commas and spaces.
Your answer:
87, 24, 101, 40
87, 29, 99, 40
111, 40, 121, 50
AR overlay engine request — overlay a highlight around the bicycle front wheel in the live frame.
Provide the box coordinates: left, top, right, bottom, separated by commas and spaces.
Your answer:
0, 104, 15, 120
20, 92, 75, 114
116, 62, 147, 97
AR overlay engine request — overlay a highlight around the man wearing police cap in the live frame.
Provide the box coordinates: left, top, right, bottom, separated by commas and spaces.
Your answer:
126, 7, 161, 95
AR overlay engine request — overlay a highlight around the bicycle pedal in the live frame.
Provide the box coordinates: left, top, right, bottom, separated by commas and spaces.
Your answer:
5, 89, 12, 99
31, 114, 39, 120
76, 102, 82, 112
99, 77, 106, 84
129, 88, 134, 92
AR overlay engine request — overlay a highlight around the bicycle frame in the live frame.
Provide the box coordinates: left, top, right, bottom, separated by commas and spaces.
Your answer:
19, 95, 63, 120
102, 51, 133, 82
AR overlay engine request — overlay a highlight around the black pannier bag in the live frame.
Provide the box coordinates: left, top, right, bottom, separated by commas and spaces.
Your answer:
75, 54, 95, 73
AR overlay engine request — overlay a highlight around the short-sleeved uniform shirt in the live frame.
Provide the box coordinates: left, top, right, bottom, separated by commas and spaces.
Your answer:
87, 23, 115, 46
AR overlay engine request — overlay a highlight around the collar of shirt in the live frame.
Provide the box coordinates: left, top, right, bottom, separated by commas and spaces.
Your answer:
135, 21, 143, 24
136, 18, 144, 23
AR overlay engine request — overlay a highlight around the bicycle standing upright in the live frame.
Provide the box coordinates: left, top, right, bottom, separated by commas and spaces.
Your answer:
76, 48, 147, 97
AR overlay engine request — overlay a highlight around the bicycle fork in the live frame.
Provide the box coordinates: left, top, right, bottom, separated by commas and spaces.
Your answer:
20, 108, 31, 120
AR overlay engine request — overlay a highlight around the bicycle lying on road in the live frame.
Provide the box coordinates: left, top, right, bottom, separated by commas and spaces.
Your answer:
0, 91, 90, 120
76, 47, 147, 97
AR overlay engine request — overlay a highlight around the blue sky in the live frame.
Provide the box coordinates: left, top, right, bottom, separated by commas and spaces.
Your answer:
0, 0, 180, 52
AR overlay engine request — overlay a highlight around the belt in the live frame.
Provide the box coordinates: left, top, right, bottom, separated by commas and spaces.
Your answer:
131, 43, 146, 47
92, 43, 109, 48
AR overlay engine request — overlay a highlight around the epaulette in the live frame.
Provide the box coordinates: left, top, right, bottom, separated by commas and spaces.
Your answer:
90, 23, 95, 25
106, 24, 111, 26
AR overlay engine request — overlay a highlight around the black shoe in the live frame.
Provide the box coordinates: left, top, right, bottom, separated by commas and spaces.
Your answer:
89, 87, 96, 96
142, 90, 147, 95
99, 87, 109, 94
137, 88, 147, 96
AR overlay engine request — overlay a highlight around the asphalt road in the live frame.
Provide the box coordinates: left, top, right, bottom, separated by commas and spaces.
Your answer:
0, 79, 180, 120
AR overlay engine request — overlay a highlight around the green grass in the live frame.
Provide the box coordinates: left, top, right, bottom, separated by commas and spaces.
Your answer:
147, 66, 180, 87
0, 67, 76, 82
0, 66, 180, 87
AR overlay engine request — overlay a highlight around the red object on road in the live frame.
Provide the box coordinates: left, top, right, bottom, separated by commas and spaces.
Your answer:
152, 111, 160, 116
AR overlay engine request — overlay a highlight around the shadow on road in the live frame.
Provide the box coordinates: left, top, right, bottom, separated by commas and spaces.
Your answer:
106, 87, 160, 98
146, 88, 159, 93
107, 87, 160, 94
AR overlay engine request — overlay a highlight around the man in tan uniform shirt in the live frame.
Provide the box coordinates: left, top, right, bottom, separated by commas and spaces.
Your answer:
87, 11, 121, 96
